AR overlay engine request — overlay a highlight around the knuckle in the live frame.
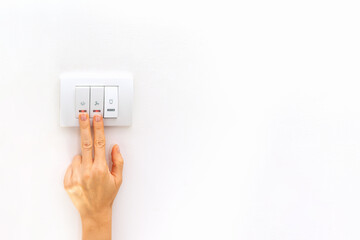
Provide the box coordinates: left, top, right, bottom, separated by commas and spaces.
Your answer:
80, 121, 90, 129
82, 172, 91, 181
82, 140, 93, 149
93, 166, 107, 176
94, 138, 106, 148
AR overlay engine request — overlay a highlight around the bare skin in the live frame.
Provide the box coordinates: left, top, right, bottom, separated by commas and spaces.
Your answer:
64, 113, 124, 240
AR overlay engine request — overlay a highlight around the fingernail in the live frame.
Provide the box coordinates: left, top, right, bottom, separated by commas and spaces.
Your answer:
116, 145, 120, 153
94, 115, 101, 122
80, 113, 87, 121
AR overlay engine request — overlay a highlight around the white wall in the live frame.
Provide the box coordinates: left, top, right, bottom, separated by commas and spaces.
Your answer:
1, 0, 360, 239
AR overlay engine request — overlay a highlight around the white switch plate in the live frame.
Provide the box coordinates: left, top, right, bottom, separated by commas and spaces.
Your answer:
60, 71, 133, 127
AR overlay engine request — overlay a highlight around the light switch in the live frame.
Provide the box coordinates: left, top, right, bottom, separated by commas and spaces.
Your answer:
60, 72, 133, 127
104, 87, 118, 118
90, 87, 104, 117
75, 87, 90, 118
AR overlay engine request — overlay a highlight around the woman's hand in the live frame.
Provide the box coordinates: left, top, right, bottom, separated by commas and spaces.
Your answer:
64, 113, 124, 240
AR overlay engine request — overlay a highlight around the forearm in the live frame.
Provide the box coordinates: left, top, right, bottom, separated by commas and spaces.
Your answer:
81, 210, 112, 240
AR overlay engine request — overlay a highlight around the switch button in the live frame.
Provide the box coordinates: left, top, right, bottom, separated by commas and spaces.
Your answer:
104, 87, 118, 118
75, 87, 90, 118
90, 87, 104, 117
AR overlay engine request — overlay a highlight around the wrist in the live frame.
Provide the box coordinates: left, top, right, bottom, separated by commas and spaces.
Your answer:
81, 210, 112, 240
81, 208, 112, 240
81, 208, 112, 226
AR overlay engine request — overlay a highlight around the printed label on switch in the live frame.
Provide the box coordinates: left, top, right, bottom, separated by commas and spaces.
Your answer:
104, 87, 118, 118
90, 87, 104, 118
75, 87, 90, 118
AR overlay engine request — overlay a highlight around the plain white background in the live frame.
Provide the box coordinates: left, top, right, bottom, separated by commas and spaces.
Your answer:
1, 0, 360, 239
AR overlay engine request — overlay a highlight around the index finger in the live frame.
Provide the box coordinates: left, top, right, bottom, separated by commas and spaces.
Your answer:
79, 113, 93, 166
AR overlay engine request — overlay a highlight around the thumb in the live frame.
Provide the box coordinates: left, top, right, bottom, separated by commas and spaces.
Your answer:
111, 144, 124, 186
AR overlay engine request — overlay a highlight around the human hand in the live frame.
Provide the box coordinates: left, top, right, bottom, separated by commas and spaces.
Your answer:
64, 113, 124, 240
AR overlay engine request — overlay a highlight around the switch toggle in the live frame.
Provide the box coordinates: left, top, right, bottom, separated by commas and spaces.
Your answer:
104, 86, 118, 118
90, 87, 104, 117
75, 87, 90, 118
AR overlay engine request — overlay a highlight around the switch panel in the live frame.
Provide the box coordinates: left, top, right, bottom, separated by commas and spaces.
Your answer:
104, 87, 118, 118
60, 71, 133, 127
75, 87, 90, 118
90, 87, 104, 118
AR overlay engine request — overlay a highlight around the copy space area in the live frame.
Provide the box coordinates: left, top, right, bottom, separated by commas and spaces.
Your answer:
0, 1, 360, 239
